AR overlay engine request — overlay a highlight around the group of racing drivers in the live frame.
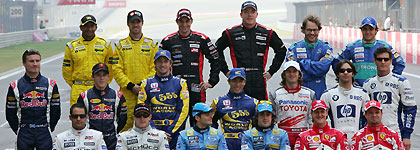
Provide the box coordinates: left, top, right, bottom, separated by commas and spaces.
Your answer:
5, 0, 417, 150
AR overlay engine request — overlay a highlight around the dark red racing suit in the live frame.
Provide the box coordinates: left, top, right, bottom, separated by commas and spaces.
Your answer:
216, 23, 287, 100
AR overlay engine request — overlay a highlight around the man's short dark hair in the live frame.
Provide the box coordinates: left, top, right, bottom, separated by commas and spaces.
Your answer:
334, 59, 357, 83
374, 46, 392, 59
70, 103, 87, 115
301, 15, 322, 31
252, 112, 277, 127
280, 69, 303, 86
22, 49, 41, 63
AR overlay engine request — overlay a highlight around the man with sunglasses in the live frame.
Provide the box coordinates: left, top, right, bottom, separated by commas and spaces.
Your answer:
53, 103, 107, 150
286, 15, 333, 99
241, 101, 290, 150
176, 103, 228, 150
333, 16, 405, 86
116, 103, 170, 150
363, 47, 417, 150
6, 49, 61, 150
77, 63, 127, 150
320, 59, 370, 142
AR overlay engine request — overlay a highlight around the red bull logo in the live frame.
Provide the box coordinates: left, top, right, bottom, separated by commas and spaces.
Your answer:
23, 91, 45, 100
20, 99, 47, 107
91, 103, 112, 112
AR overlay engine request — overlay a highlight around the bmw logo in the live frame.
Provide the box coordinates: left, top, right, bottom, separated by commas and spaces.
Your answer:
332, 95, 339, 101
370, 83, 376, 89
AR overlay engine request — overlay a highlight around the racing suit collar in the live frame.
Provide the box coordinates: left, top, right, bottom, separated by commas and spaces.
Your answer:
338, 85, 353, 95
256, 124, 274, 133
377, 72, 392, 82
81, 35, 96, 41
155, 73, 173, 82
92, 85, 110, 96
362, 40, 377, 48
128, 34, 144, 41
241, 23, 258, 30
366, 123, 384, 132
23, 73, 42, 83
134, 125, 152, 134
312, 123, 331, 134
178, 31, 192, 39
227, 90, 245, 100
71, 124, 88, 136
193, 125, 210, 134
303, 39, 319, 48
285, 85, 301, 94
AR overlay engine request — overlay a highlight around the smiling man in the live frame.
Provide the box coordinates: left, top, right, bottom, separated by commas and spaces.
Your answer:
286, 15, 333, 99
160, 8, 221, 126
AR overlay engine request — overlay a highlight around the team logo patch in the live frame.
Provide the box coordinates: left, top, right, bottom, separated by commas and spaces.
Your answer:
151, 83, 158, 88
332, 95, 339, 101
223, 100, 231, 106
370, 83, 376, 89
380, 133, 386, 139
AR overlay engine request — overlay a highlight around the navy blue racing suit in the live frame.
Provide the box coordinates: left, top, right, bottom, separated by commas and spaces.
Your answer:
6, 74, 61, 150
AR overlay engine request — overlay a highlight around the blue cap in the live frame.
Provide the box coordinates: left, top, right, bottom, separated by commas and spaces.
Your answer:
257, 101, 273, 113
192, 103, 213, 117
228, 68, 246, 80
154, 50, 172, 61
360, 17, 377, 29
241, 1, 257, 11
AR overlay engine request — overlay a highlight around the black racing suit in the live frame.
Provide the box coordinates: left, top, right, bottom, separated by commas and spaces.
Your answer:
6, 74, 61, 150
215, 23, 287, 100
77, 85, 127, 150
160, 31, 220, 125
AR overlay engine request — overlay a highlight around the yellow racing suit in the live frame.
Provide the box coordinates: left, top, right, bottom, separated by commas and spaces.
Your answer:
113, 35, 158, 132
62, 36, 113, 106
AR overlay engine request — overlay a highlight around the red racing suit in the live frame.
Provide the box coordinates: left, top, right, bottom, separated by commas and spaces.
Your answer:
269, 85, 315, 149
351, 124, 404, 150
295, 124, 348, 150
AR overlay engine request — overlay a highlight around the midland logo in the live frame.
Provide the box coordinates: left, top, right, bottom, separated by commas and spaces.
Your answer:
337, 104, 356, 118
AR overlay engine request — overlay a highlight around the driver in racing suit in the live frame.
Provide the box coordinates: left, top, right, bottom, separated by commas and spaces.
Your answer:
295, 100, 348, 150
116, 103, 170, 150
215, 1, 287, 100
269, 61, 315, 149
211, 68, 258, 150
332, 17, 405, 86
53, 103, 107, 150
351, 100, 405, 150
241, 101, 290, 150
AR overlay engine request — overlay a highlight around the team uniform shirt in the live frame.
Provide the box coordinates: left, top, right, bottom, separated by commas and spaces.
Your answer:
320, 85, 370, 140
113, 35, 159, 132
295, 124, 347, 150
137, 73, 189, 149
116, 125, 169, 150
210, 91, 258, 150
351, 124, 404, 150
77, 86, 127, 150
215, 23, 287, 100
286, 40, 333, 99
333, 39, 405, 86
176, 126, 228, 150
62, 36, 113, 106
241, 126, 290, 150
53, 126, 107, 150
268, 85, 315, 149
6, 74, 60, 150
160, 31, 220, 125
363, 73, 417, 139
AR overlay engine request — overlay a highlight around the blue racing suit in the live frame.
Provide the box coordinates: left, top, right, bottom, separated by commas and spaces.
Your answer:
286, 40, 333, 99
210, 91, 258, 150
333, 39, 405, 86
241, 126, 290, 150
176, 126, 228, 150
138, 73, 190, 149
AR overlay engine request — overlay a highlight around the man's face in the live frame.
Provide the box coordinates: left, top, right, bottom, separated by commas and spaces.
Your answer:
128, 19, 143, 36
196, 112, 213, 126
70, 107, 87, 130
154, 57, 172, 76
134, 113, 151, 128
240, 7, 258, 27
285, 67, 299, 84
311, 108, 327, 125
338, 63, 354, 83
80, 22, 97, 39
361, 25, 377, 43
374, 52, 392, 73
303, 21, 320, 44
23, 54, 41, 75
92, 71, 109, 89
364, 108, 382, 126
228, 77, 246, 94
176, 17, 193, 35
257, 111, 272, 128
